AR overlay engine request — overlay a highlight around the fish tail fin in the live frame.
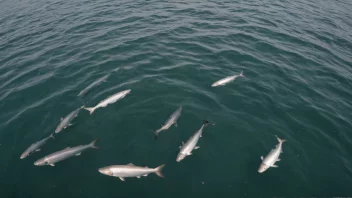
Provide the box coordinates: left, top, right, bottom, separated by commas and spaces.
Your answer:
275, 135, 286, 144
239, 71, 245, 78
84, 107, 95, 115
154, 131, 159, 140
203, 120, 209, 126
50, 133, 55, 140
90, 139, 99, 149
155, 164, 166, 178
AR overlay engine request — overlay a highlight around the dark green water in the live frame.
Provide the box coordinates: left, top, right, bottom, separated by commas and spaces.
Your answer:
1, 0, 352, 197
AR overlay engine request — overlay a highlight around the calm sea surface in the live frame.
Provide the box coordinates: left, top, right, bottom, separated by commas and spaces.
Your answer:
1, 0, 352, 197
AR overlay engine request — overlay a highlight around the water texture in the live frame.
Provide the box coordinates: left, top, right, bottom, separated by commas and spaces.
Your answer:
1, 0, 352, 197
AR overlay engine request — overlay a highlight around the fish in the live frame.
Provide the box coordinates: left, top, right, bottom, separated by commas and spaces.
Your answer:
78, 73, 110, 96
176, 120, 209, 162
211, 71, 244, 87
98, 163, 165, 181
55, 106, 84, 133
20, 133, 55, 159
154, 106, 182, 140
34, 139, 98, 166
258, 135, 287, 173
84, 89, 131, 115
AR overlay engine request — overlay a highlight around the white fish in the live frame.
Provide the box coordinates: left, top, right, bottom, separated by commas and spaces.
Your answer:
176, 120, 209, 162
55, 106, 84, 133
78, 74, 110, 96
84, 89, 131, 115
34, 139, 98, 166
20, 133, 55, 159
211, 71, 244, 87
98, 163, 165, 181
258, 135, 287, 173
154, 106, 182, 140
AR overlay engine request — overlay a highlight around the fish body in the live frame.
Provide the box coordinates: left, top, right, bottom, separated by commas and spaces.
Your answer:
84, 89, 131, 115
34, 139, 98, 166
177, 120, 209, 162
78, 74, 110, 96
258, 136, 286, 173
20, 133, 55, 159
154, 106, 182, 140
98, 163, 165, 181
55, 106, 83, 133
211, 71, 244, 87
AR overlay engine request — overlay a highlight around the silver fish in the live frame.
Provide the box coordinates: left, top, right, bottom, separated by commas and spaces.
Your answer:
176, 120, 209, 162
20, 133, 55, 159
55, 106, 84, 133
98, 163, 165, 181
211, 71, 244, 87
78, 74, 110, 96
258, 136, 287, 173
34, 139, 98, 166
84, 89, 131, 115
154, 106, 182, 140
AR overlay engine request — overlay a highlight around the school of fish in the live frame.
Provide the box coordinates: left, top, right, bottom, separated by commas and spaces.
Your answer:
21, 69, 287, 183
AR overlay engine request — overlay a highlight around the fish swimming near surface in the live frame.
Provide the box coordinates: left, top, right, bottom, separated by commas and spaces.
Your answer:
176, 120, 209, 162
211, 71, 244, 87
20, 133, 55, 159
258, 135, 287, 173
34, 139, 98, 166
55, 106, 84, 133
78, 73, 110, 97
98, 163, 165, 181
84, 89, 131, 115
154, 106, 182, 140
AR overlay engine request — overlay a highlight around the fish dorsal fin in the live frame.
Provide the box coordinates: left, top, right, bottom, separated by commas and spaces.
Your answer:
182, 142, 184, 145
127, 163, 134, 166
64, 147, 71, 150
61, 117, 63, 121
145, 166, 149, 168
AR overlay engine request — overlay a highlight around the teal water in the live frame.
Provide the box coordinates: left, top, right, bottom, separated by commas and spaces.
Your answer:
1, 0, 352, 197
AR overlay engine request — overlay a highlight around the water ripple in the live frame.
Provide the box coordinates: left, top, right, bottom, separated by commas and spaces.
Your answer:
0, 0, 352, 197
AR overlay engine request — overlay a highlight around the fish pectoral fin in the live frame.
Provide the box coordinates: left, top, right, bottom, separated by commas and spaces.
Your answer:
143, 174, 148, 177
182, 142, 184, 145
60, 117, 63, 121
175, 122, 178, 127
187, 153, 192, 156
194, 146, 200, 150
276, 159, 281, 162
119, 177, 125, 181
35, 149, 41, 152
261, 156, 264, 161
69, 124, 73, 126
76, 153, 81, 156
50, 164, 55, 166
271, 164, 278, 168
137, 176, 140, 178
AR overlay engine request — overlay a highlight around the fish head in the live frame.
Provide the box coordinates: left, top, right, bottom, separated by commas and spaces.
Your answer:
34, 158, 47, 166
258, 163, 269, 173
98, 168, 113, 176
20, 151, 29, 159
176, 153, 186, 162
55, 126, 62, 133
123, 89, 131, 95
211, 82, 219, 87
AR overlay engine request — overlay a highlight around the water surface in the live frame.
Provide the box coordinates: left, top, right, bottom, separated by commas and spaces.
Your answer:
1, 0, 352, 197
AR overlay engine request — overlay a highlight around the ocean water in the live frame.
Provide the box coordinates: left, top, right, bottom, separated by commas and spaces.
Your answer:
1, 0, 352, 197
